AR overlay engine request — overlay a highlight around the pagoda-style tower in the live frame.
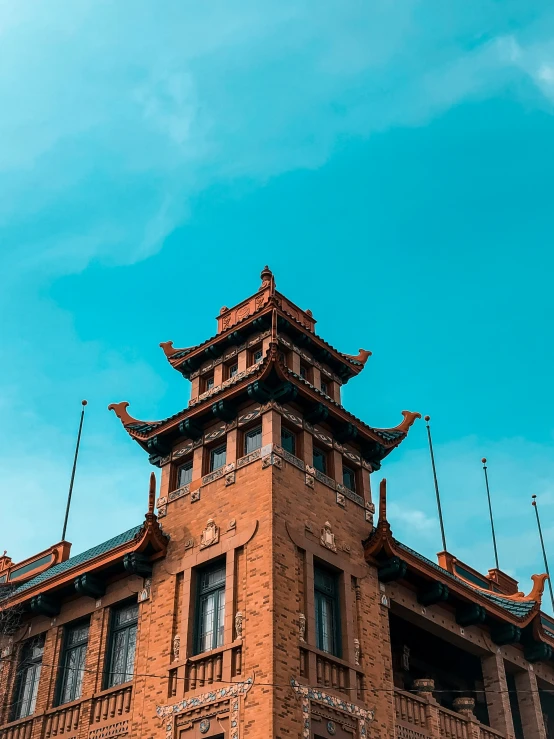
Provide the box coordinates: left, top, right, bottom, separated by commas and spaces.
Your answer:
109, 268, 420, 738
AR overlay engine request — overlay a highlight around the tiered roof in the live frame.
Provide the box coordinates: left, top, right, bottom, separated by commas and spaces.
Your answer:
109, 268, 420, 468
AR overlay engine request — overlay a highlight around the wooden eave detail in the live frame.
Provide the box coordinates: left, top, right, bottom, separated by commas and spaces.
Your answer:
0, 514, 168, 611
109, 348, 419, 461
364, 480, 540, 628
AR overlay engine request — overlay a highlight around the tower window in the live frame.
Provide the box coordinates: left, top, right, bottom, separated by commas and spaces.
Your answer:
177, 459, 193, 488
228, 362, 238, 379
209, 444, 227, 472
299, 364, 308, 380
342, 465, 356, 492
244, 426, 262, 455
313, 446, 327, 475
280, 427, 296, 456
204, 375, 215, 392
58, 621, 89, 705
195, 561, 226, 654
105, 602, 139, 688
314, 565, 341, 657
321, 380, 328, 395
12, 636, 44, 720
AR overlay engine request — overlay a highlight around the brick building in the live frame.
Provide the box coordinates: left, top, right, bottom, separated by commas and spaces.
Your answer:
1, 267, 554, 739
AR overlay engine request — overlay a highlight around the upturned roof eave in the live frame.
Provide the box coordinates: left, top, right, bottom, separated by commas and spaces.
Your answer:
363, 522, 539, 627
0, 517, 168, 612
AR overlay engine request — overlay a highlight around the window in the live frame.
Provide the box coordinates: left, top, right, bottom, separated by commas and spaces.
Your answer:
196, 562, 226, 654
321, 380, 328, 395
105, 602, 139, 688
250, 346, 263, 365
342, 464, 356, 492
299, 364, 308, 380
280, 427, 296, 455
58, 622, 89, 705
204, 375, 215, 391
210, 444, 227, 472
177, 459, 193, 488
227, 362, 238, 379
12, 636, 44, 720
314, 566, 340, 656
313, 446, 327, 474
244, 425, 262, 455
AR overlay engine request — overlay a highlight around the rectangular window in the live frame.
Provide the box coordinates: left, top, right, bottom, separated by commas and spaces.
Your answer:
252, 347, 263, 364
12, 636, 44, 720
299, 364, 308, 380
204, 375, 215, 391
342, 464, 356, 492
313, 446, 327, 474
210, 444, 227, 472
177, 460, 193, 488
280, 427, 296, 455
105, 602, 139, 688
196, 562, 226, 654
244, 426, 262, 455
58, 622, 89, 705
228, 362, 238, 379
314, 566, 340, 657
321, 380, 328, 395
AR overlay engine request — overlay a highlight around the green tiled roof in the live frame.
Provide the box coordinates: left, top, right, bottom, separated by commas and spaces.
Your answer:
395, 541, 536, 619
11, 525, 143, 596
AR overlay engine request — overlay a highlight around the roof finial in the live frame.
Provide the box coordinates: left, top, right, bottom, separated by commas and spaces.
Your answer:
148, 472, 156, 515
260, 266, 274, 291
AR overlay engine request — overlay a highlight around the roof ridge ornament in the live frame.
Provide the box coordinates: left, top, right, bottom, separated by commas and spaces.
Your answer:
108, 401, 153, 428
159, 341, 195, 359
260, 265, 274, 291
343, 349, 372, 365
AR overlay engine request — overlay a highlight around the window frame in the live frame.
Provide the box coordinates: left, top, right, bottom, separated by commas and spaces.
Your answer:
342, 463, 357, 492
249, 345, 263, 366
280, 426, 297, 456
314, 564, 341, 657
203, 374, 215, 392
104, 601, 139, 689
12, 636, 45, 720
57, 620, 89, 706
243, 425, 262, 455
312, 446, 328, 475
208, 443, 227, 473
176, 458, 193, 489
194, 560, 227, 655
226, 361, 239, 380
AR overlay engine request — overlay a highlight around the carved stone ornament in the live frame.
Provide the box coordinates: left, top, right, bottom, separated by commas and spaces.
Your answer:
354, 638, 360, 666
299, 613, 306, 642
235, 611, 244, 640
199, 718, 211, 734
320, 521, 337, 552
138, 578, 151, 603
380, 593, 390, 608
200, 519, 220, 549
173, 633, 181, 662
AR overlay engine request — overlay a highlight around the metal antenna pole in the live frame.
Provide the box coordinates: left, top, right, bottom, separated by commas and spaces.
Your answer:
61, 400, 88, 541
482, 458, 499, 570
532, 494, 554, 613
424, 415, 447, 552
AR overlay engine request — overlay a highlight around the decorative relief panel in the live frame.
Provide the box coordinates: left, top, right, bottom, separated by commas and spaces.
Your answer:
88, 721, 129, 739
157, 677, 253, 739
200, 519, 220, 549
290, 679, 373, 738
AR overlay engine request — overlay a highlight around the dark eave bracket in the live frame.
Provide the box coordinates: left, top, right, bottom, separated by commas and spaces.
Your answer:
305, 403, 329, 424
417, 582, 449, 607
30, 594, 60, 617
74, 573, 106, 599
456, 604, 486, 627
123, 553, 153, 577
378, 557, 407, 583
491, 623, 521, 646
212, 400, 237, 422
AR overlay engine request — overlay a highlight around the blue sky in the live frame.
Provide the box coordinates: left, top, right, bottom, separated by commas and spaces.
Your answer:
1, 1, 554, 608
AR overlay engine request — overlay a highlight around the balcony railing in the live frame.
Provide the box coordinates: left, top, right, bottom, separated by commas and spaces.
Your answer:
0, 716, 35, 739
90, 683, 132, 728
168, 643, 243, 700
394, 688, 429, 737
43, 702, 81, 737
299, 645, 364, 700
393, 687, 506, 739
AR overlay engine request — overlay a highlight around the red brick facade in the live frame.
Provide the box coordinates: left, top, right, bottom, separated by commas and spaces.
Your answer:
1, 269, 554, 739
